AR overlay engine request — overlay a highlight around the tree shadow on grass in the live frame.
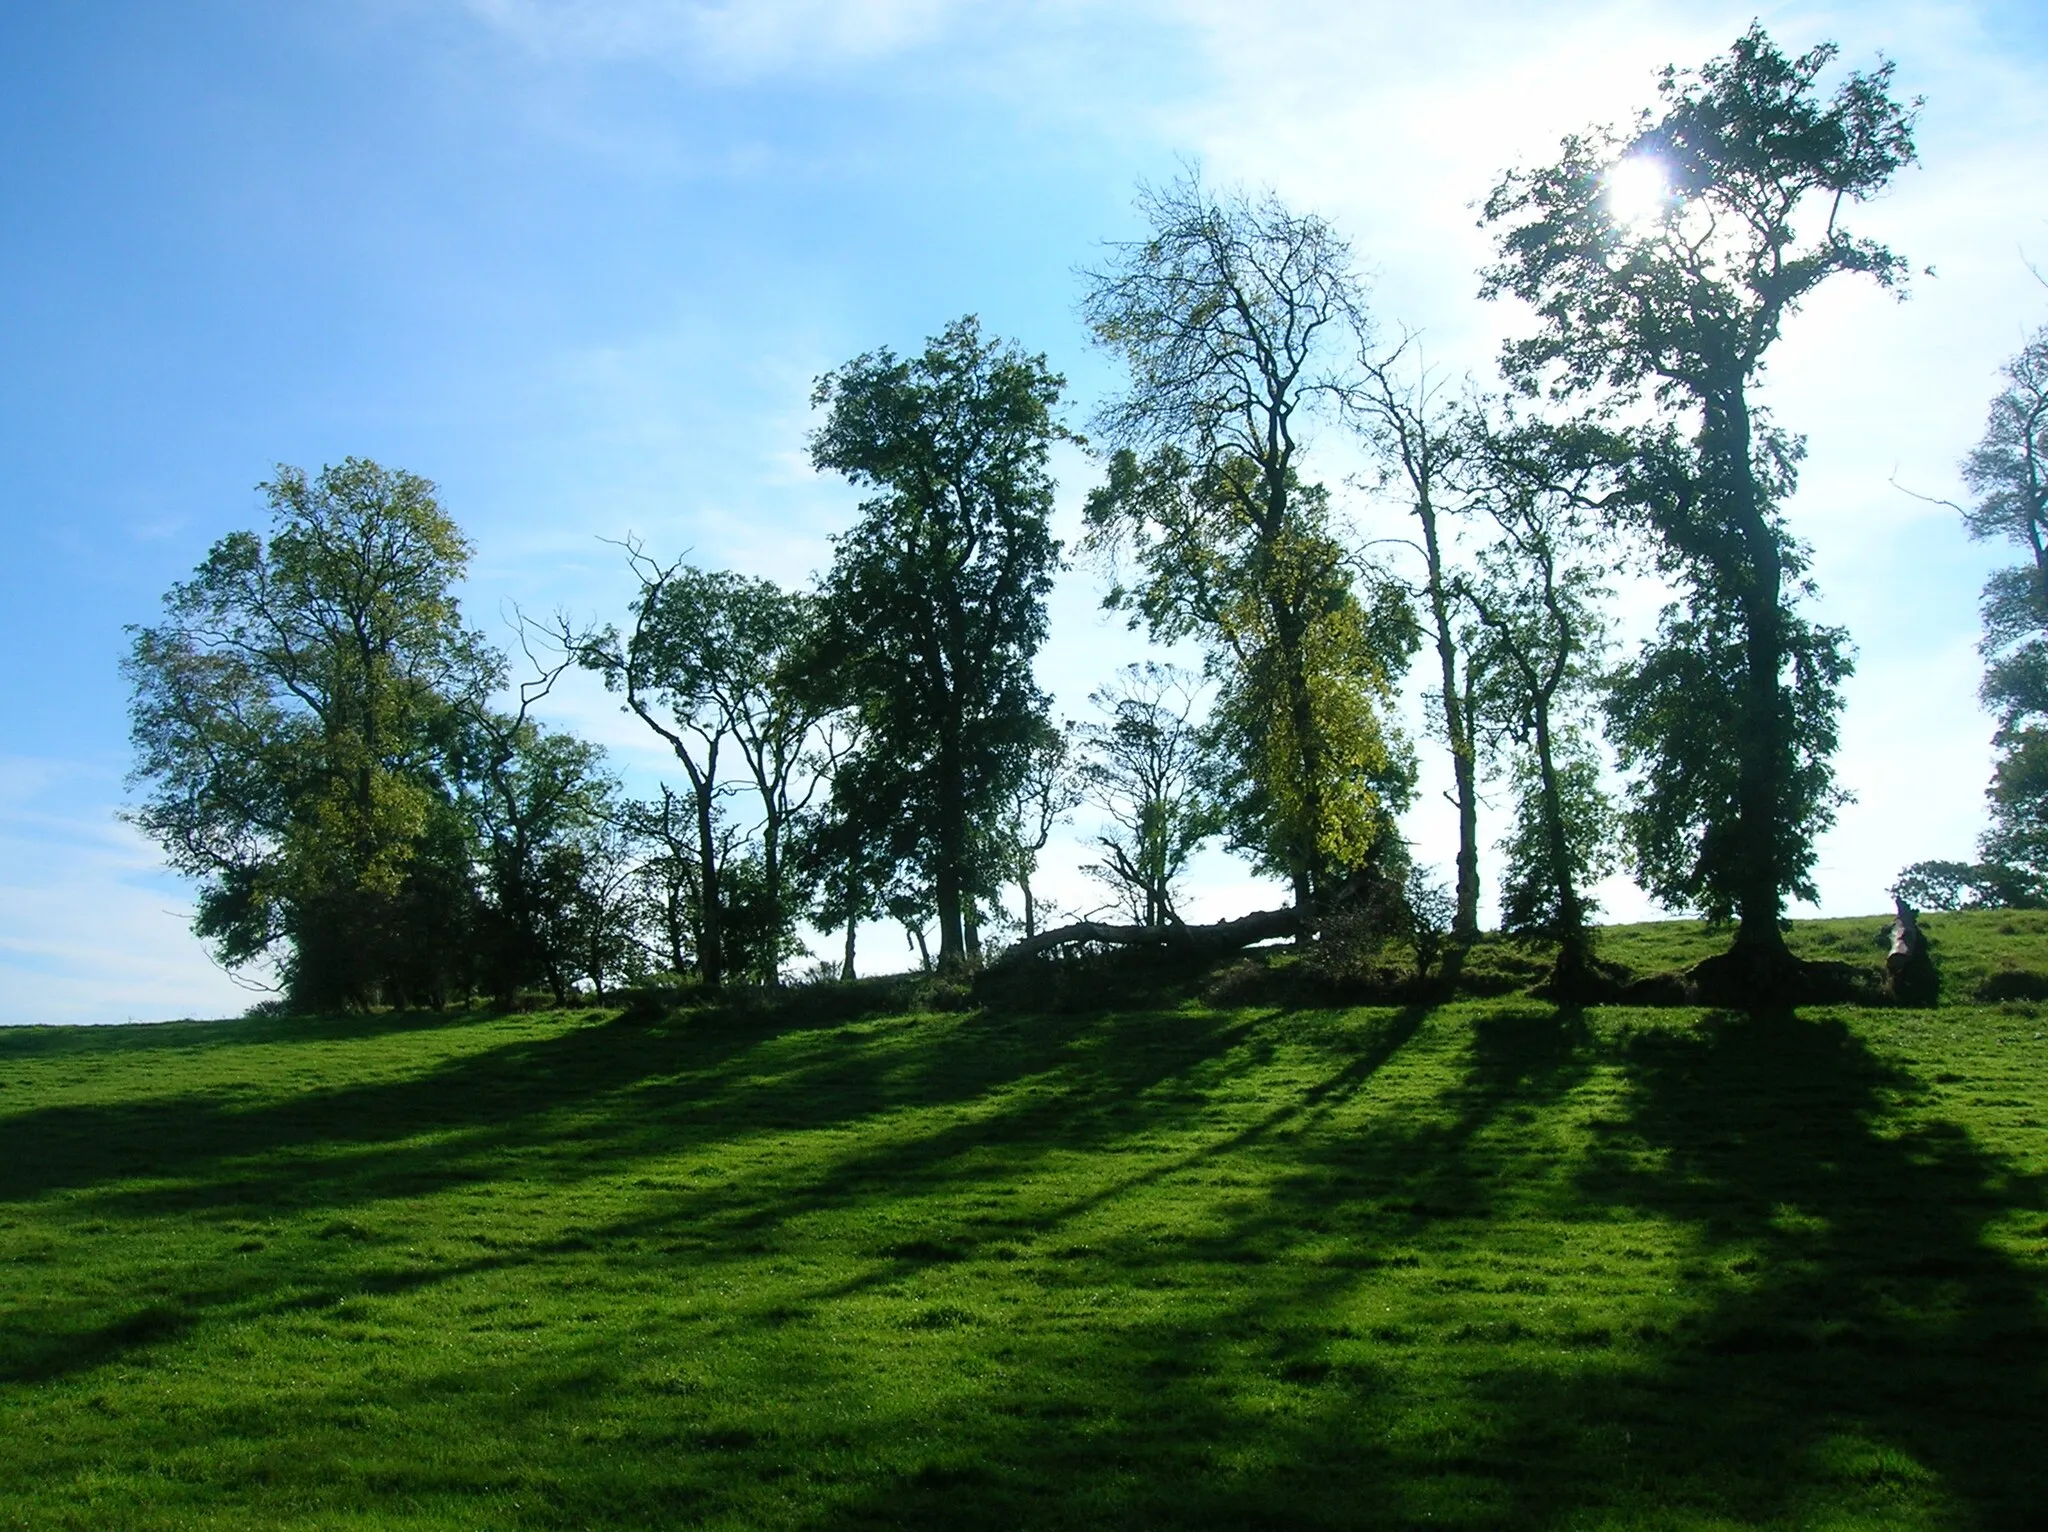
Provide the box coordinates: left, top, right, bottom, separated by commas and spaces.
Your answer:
0, 1001, 1328, 1390
1519, 1007, 2048, 1528
792, 1005, 2047, 1530
10, 999, 2040, 1529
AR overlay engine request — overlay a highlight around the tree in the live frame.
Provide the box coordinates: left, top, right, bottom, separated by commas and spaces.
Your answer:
1481, 26, 1917, 982
1078, 663, 1220, 927
459, 714, 622, 1003
995, 719, 1081, 940
126, 459, 499, 1009
624, 783, 702, 976
1459, 424, 1619, 994
1082, 176, 1414, 920
1353, 343, 1484, 943
581, 553, 829, 985
1960, 323, 2048, 899
811, 316, 1067, 972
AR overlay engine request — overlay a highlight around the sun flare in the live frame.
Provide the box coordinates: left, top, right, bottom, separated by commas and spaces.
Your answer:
1605, 155, 1670, 231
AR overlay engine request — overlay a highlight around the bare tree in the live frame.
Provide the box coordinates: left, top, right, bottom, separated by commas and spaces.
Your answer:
1078, 663, 1220, 928
1353, 339, 1482, 942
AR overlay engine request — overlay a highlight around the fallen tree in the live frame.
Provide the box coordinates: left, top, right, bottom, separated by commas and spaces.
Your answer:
987, 906, 1300, 969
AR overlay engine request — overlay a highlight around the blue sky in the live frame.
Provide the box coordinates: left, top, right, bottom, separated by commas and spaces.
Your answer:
2, 0, 2044, 1023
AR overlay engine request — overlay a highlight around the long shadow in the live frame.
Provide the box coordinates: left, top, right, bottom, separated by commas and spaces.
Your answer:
795, 1004, 2047, 1529
1524, 1008, 2048, 1528
0, 1000, 1294, 1387
15, 997, 2037, 1528
794, 1001, 1596, 1530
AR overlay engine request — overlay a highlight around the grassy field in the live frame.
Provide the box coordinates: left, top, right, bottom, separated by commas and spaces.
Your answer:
2, 915, 2045, 1529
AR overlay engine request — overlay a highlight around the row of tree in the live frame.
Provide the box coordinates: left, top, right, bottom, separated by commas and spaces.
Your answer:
133, 26, 2015, 1008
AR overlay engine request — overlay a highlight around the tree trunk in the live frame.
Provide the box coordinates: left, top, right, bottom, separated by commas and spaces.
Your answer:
1021, 871, 1037, 939
989, 905, 1300, 968
1720, 392, 1795, 973
1418, 492, 1481, 942
691, 770, 725, 988
1533, 701, 1590, 996
760, 815, 782, 988
934, 720, 968, 970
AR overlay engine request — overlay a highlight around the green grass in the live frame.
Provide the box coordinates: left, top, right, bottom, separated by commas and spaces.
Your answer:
2, 923, 2046, 1528
1590, 907, 2048, 1003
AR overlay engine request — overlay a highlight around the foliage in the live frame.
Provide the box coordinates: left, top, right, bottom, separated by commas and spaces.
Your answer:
1195, 503, 1416, 887
1458, 423, 1619, 984
581, 555, 829, 986
1353, 344, 1485, 939
1082, 176, 1416, 916
1605, 589, 1852, 920
458, 718, 628, 1003
991, 719, 1080, 939
1950, 323, 2048, 897
1481, 24, 1917, 959
1892, 857, 2047, 912
1076, 663, 1220, 927
811, 315, 1067, 971
125, 459, 500, 1008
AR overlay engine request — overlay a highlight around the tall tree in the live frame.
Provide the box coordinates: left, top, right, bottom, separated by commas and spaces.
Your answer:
1897, 321, 2048, 902
459, 715, 622, 1003
811, 316, 1067, 972
579, 550, 739, 986
1481, 26, 1917, 982
1082, 176, 1413, 920
1353, 344, 1482, 941
1459, 425, 1619, 994
580, 553, 829, 985
126, 459, 499, 1009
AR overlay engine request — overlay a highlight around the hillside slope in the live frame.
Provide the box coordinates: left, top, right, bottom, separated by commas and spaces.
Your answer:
2, 931, 2045, 1528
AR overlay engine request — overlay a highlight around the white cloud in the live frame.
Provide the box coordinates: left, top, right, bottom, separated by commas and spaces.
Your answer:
462, 0, 959, 75
0, 759, 253, 1027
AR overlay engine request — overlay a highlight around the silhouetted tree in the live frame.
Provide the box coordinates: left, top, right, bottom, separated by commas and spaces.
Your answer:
1078, 663, 1220, 928
1482, 26, 1917, 985
1459, 424, 1619, 994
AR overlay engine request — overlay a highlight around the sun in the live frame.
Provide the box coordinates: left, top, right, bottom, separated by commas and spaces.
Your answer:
1604, 155, 1670, 232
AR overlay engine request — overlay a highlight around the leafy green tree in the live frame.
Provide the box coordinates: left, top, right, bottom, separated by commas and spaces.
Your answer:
126, 459, 499, 1009
810, 316, 1067, 972
1078, 663, 1219, 928
1082, 178, 1414, 918
1481, 26, 1917, 977
1953, 324, 2048, 900
458, 712, 624, 1003
582, 552, 828, 985
625, 783, 703, 976
1459, 426, 1619, 993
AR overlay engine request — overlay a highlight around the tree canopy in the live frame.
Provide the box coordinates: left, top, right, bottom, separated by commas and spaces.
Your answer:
811, 316, 1067, 972
1482, 25, 1917, 982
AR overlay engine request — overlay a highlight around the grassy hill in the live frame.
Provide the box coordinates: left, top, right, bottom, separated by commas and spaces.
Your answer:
2, 914, 2045, 1529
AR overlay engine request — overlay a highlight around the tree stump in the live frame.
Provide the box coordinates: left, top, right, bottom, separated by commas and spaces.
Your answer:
1885, 899, 1939, 1008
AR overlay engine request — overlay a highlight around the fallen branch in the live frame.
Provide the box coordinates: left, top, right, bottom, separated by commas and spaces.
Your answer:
989, 906, 1300, 969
